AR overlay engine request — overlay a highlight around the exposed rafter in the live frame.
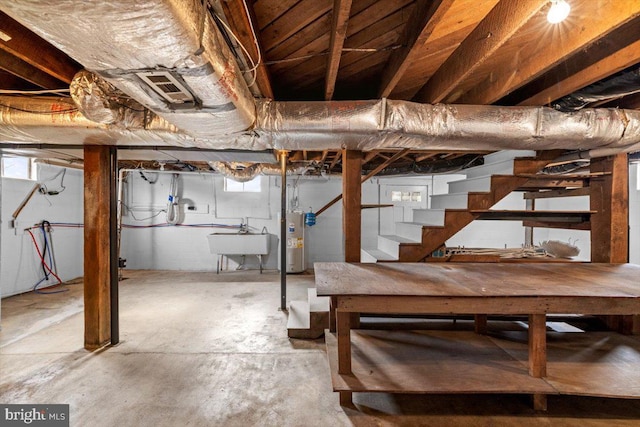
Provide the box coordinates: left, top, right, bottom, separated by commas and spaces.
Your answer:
0, 49, 67, 88
414, 0, 547, 103
220, 0, 274, 99
515, 16, 640, 106
377, 0, 454, 98
324, 0, 352, 100
0, 11, 79, 84
457, 1, 640, 105
316, 149, 409, 216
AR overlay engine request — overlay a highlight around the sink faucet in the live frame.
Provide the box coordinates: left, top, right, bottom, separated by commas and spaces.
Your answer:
239, 217, 249, 234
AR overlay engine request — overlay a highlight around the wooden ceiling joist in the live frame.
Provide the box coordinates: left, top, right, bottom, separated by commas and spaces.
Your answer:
260, 0, 332, 52
0, 11, 79, 84
316, 149, 409, 216
0, 49, 67, 89
457, 1, 640, 105
362, 151, 379, 164
324, 0, 353, 100
377, 0, 454, 98
414, 0, 547, 104
220, 0, 274, 99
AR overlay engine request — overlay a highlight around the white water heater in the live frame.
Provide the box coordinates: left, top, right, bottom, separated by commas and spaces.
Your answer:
279, 211, 305, 273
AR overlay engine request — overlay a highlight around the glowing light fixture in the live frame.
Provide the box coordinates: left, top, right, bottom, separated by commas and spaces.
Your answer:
547, 0, 570, 24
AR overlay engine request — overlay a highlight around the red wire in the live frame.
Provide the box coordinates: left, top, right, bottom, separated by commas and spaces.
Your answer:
26, 229, 63, 284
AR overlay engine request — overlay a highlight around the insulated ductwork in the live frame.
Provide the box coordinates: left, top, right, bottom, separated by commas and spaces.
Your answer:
70, 70, 148, 127
208, 161, 309, 181
0, 95, 268, 149
0, 0, 256, 137
3, 96, 640, 156
254, 100, 640, 154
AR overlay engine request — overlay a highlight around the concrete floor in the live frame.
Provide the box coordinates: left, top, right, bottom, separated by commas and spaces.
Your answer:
1, 270, 640, 427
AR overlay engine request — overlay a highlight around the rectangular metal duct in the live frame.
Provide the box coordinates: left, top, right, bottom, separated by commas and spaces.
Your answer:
0, 0, 256, 137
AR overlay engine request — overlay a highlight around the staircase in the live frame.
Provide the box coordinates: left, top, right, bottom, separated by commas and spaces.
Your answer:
362, 150, 561, 262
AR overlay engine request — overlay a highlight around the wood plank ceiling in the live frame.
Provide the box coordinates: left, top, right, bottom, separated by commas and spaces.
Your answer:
1, 0, 640, 173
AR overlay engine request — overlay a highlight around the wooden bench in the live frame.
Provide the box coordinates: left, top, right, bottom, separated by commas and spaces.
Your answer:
315, 262, 640, 410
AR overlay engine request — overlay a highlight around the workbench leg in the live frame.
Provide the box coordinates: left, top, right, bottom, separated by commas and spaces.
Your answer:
339, 391, 353, 407
532, 394, 547, 412
474, 314, 488, 335
337, 311, 352, 375
329, 297, 337, 332
529, 313, 547, 411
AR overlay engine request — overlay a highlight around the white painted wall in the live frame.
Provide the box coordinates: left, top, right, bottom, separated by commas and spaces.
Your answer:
1, 164, 84, 298
119, 172, 384, 271
117, 161, 640, 271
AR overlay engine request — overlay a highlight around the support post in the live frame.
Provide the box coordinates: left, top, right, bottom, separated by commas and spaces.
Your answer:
590, 154, 629, 263
590, 154, 636, 334
342, 150, 361, 328
279, 150, 288, 311
529, 313, 547, 411
84, 146, 118, 350
342, 150, 362, 262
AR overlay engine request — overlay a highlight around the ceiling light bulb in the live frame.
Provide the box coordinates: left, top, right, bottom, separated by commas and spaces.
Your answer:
547, 0, 570, 24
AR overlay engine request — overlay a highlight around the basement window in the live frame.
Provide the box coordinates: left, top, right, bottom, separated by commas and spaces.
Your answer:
224, 176, 262, 192
1, 156, 37, 180
390, 190, 422, 202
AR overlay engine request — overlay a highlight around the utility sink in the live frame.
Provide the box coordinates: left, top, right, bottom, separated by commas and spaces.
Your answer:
207, 233, 270, 255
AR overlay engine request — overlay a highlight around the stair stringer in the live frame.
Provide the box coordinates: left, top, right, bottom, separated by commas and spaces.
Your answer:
398, 155, 556, 262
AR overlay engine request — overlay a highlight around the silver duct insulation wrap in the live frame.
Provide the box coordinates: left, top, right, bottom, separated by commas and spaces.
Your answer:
2, 96, 640, 155
255, 99, 640, 153
70, 70, 149, 126
1, 0, 256, 136
208, 162, 308, 181
0, 95, 270, 149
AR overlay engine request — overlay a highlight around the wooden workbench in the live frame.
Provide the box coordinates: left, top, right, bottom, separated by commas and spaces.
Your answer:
315, 262, 640, 410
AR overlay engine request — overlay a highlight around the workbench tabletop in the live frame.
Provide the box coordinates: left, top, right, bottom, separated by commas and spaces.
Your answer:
314, 262, 640, 298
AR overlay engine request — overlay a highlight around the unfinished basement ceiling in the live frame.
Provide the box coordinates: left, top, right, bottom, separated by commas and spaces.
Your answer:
0, 0, 639, 173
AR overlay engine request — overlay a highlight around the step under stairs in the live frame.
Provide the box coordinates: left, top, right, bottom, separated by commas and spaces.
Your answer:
287, 287, 330, 339
361, 150, 565, 263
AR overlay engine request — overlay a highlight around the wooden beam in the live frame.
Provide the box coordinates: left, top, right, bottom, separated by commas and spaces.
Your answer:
329, 150, 342, 171
458, 2, 640, 105
517, 16, 640, 106
415, 152, 438, 162
325, 0, 353, 100
343, 150, 362, 262
220, 0, 274, 98
0, 11, 79, 83
377, 0, 454, 98
590, 154, 628, 263
361, 204, 393, 209
414, 0, 547, 103
316, 149, 409, 216
0, 69, 37, 89
362, 149, 410, 181
523, 220, 591, 231
362, 151, 378, 164
84, 146, 118, 350
0, 49, 66, 89
523, 187, 590, 200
